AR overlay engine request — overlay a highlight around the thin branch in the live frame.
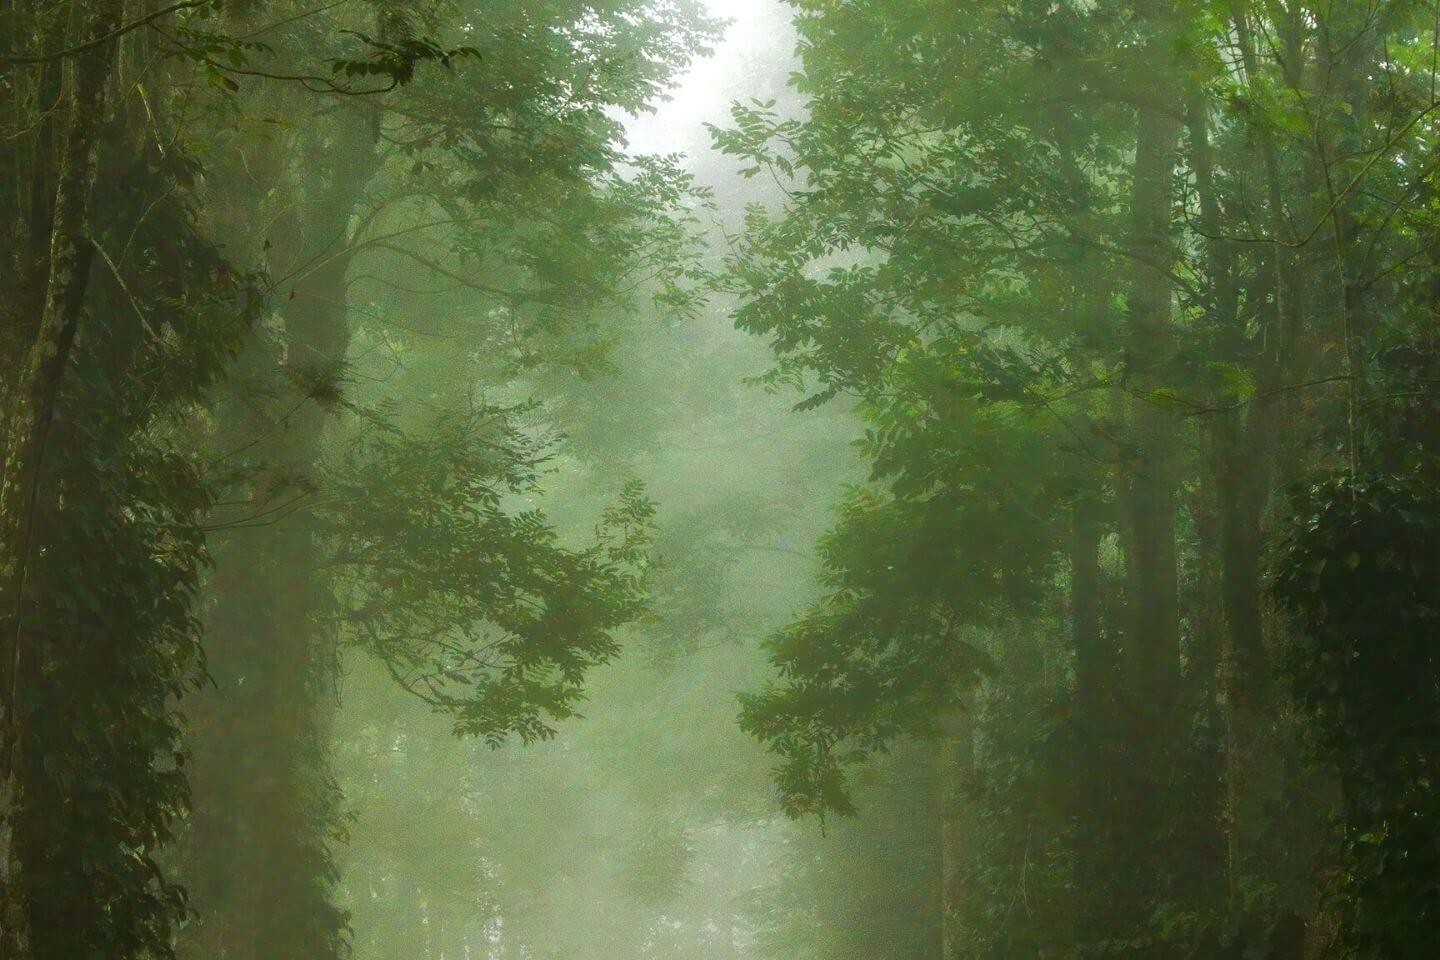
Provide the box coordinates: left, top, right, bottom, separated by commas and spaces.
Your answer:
1193, 98, 1440, 247
91, 237, 160, 340
233, 0, 352, 40
1, 1, 210, 66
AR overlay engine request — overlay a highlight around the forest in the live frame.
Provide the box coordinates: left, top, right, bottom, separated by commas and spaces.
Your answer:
3, 1, 1440, 958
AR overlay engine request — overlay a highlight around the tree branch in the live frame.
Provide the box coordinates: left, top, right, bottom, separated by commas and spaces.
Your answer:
0, 0, 210, 66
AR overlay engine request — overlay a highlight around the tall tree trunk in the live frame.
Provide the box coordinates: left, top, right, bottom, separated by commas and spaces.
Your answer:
1067, 506, 1127, 948
1070, 512, 1107, 714
2, 9, 71, 385
937, 704, 974, 960
0, 4, 122, 954
1203, 16, 1309, 954
180, 98, 381, 960
1115, 14, 1185, 945
1223, 0, 1296, 702
1189, 71, 1261, 940
1120, 99, 1184, 716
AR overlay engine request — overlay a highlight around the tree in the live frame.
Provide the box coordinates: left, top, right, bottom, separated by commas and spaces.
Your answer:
719, 0, 1440, 955
165, 3, 721, 956
1, 4, 256, 956
0, 2, 713, 956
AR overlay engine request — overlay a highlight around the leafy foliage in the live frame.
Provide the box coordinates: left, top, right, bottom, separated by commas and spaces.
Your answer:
327, 401, 656, 746
1273, 473, 1440, 959
719, 0, 1440, 956
7, 112, 255, 960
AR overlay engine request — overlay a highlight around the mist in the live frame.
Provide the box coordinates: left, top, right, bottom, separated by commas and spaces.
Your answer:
4, 3, 1440, 960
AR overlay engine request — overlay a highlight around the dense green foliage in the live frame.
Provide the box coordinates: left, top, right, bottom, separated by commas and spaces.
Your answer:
5, 2, 1440, 960
716, 1, 1440, 957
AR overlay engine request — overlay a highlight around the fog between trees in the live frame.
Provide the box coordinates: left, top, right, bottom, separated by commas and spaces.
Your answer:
4, 2, 1440, 959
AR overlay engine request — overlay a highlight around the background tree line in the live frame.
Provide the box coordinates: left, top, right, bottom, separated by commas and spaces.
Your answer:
720, 2, 1440, 958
